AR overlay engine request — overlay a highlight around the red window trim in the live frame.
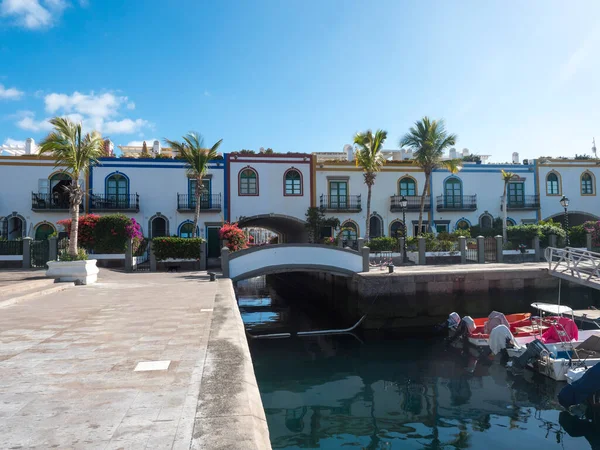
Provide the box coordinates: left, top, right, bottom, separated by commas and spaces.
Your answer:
238, 166, 259, 196
283, 167, 303, 197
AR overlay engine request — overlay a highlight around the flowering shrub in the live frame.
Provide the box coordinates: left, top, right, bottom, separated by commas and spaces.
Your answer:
585, 220, 600, 247
219, 222, 247, 251
323, 236, 336, 246
152, 237, 205, 261
58, 213, 142, 253
58, 214, 100, 249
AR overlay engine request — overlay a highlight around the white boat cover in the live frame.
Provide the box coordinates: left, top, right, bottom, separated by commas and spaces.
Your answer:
462, 316, 476, 333
489, 325, 519, 355
484, 311, 510, 335
531, 302, 573, 315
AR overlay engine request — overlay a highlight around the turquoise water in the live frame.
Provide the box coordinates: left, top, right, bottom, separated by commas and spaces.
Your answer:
237, 278, 600, 450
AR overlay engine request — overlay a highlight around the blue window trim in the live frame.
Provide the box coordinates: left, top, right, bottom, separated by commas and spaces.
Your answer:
178, 220, 200, 237
104, 171, 130, 196
454, 217, 472, 230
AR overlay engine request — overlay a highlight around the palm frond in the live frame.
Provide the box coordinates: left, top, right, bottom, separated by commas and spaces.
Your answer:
353, 129, 387, 174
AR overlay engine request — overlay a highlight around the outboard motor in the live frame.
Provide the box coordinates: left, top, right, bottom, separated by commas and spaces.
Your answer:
447, 320, 470, 346
513, 339, 549, 369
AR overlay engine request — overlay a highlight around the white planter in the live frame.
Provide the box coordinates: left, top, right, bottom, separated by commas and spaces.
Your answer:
46, 259, 99, 285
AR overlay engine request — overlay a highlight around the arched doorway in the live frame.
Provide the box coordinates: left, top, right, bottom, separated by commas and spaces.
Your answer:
150, 216, 168, 238
390, 220, 405, 238
35, 223, 56, 240
237, 214, 308, 243
50, 173, 72, 208
369, 214, 383, 239
7, 215, 25, 240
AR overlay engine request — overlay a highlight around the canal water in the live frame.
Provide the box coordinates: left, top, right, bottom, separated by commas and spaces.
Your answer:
237, 276, 600, 450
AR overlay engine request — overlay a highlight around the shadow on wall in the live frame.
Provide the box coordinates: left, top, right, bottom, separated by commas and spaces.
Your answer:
237, 214, 309, 243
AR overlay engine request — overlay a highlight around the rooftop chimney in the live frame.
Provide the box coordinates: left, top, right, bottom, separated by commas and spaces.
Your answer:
343, 144, 353, 161
152, 140, 161, 155
449, 147, 457, 159
512, 152, 519, 164
25, 138, 36, 155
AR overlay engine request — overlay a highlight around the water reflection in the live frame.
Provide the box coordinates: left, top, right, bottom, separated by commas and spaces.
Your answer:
237, 277, 600, 450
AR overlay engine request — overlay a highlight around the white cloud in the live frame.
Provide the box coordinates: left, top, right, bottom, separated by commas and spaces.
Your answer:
0, 0, 75, 29
127, 101, 135, 110
0, 83, 24, 100
104, 118, 147, 135
126, 139, 158, 147
44, 91, 128, 118
16, 111, 52, 132
3, 138, 25, 147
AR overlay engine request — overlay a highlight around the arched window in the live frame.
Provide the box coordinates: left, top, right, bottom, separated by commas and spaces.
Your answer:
34, 223, 56, 240
284, 169, 302, 196
506, 218, 517, 227
340, 221, 358, 242
390, 220, 405, 238
456, 219, 470, 230
178, 221, 198, 238
480, 214, 493, 229
151, 217, 167, 238
546, 172, 560, 195
239, 168, 258, 195
581, 172, 595, 195
369, 215, 383, 238
398, 177, 416, 196
444, 177, 463, 207
106, 173, 129, 207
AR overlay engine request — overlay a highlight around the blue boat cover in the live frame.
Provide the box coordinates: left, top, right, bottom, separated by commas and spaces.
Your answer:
558, 363, 600, 409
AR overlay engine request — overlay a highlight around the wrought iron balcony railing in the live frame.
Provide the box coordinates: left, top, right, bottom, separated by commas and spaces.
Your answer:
31, 192, 82, 211
320, 194, 362, 211
177, 193, 222, 212
390, 195, 430, 212
436, 195, 477, 211
90, 194, 140, 212
500, 195, 540, 210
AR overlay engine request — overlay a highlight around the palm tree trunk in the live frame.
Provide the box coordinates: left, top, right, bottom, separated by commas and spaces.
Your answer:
193, 177, 201, 238
365, 183, 372, 240
68, 182, 80, 257
418, 173, 430, 235
502, 182, 508, 242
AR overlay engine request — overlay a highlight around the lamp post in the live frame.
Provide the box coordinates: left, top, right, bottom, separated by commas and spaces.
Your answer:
399, 195, 408, 263
560, 195, 570, 247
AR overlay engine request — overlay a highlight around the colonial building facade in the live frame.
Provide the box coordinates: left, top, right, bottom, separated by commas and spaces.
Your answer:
1, 140, 599, 250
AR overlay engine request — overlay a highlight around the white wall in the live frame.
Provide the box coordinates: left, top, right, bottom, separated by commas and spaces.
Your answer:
228, 155, 311, 222
90, 158, 225, 238
538, 161, 600, 221
0, 157, 86, 238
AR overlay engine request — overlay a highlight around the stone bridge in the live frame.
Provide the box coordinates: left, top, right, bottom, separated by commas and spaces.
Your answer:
221, 244, 369, 282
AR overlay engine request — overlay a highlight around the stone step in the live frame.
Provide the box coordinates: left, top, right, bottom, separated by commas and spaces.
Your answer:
0, 277, 55, 297
0, 282, 74, 308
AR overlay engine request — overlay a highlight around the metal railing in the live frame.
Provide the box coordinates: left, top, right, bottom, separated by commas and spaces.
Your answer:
90, 194, 140, 212
320, 194, 361, 211
31, 192, 78, 210
500, 195, 540, 210
177, 193, 222, 212
390, 195, 430, 212
545, 247, 600, 287
0, 240, 23, 255
436, 194, 477, 211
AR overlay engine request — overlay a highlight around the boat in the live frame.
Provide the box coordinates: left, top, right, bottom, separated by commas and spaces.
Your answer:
447, 311, 545, 350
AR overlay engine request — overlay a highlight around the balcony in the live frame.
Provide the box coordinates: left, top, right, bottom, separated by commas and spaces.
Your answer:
436, 195, 477, 211
390, 195, 430, 212
320, 194, 361, 212
501, 195, 540, 210
177, 193, 222, 212
31, 192, 81, 211
90, 194, 139, 212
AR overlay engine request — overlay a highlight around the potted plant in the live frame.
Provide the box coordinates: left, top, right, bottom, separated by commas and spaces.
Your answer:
39, 118, 104, 284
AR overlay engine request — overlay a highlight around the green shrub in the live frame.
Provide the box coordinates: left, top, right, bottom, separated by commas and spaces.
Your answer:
152, 237, 206, 261
368, 237, 399, 252
569, 225, 588, 247
93, 214, 143, 254
507, 223, 566, 247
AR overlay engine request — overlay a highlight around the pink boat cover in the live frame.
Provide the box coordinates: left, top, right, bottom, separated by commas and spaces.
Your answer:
542, 317, 579, 344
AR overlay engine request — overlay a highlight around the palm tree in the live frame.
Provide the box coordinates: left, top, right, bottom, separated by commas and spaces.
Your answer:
501, 169, 516, 242
165, 132, 222, 237
399, 117, 461, 234
354, 129, 387, 240
38, 117, 105, 257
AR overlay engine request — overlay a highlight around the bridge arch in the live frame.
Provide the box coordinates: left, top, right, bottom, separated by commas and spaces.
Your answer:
237, 214, 308, 243
225, 244, 366, 282
543, 211, 600, 227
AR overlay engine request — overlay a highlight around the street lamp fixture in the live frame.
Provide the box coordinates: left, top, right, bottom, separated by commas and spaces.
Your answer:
399, 195, 408, 263
560, 195, 570, 247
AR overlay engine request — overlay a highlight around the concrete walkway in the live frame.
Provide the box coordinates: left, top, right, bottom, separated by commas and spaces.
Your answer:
0, 270, 270, 449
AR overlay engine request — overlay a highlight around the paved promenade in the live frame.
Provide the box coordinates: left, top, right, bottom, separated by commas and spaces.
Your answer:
0, 270, 270, 449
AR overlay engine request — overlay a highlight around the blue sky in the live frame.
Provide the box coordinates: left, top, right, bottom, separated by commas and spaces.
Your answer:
0, 1, 599, 161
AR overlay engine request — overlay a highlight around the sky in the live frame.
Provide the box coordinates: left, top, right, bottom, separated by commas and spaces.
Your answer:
0, 0, 599, 161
